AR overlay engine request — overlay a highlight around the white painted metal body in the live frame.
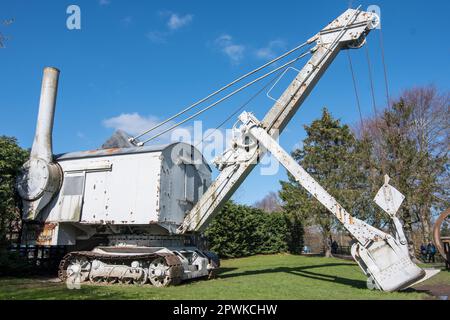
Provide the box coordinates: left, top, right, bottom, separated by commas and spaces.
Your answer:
21, 143, 211, 245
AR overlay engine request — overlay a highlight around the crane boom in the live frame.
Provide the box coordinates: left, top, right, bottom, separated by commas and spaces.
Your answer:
179, 8, 379, 233
178, 8, 435, 291
236, 111, 427, 291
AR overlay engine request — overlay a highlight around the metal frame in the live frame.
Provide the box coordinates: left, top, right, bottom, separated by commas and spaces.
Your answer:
233, 111, 426, 291
179, 8, 380, 234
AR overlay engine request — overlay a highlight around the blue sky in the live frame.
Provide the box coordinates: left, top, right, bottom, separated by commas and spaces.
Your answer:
0, 0, 449, 205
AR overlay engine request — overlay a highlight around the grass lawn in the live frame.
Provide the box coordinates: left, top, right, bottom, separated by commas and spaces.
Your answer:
0, 254, 448, 300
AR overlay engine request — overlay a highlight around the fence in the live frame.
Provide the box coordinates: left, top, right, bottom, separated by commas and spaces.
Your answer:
333, 245, 352, 256
8, 244, 67, 274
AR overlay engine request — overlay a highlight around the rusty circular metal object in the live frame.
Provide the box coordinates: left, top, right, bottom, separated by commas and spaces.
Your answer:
432, 208, 450, 263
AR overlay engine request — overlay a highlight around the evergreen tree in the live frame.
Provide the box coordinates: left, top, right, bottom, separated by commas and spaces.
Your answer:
279, 108, 366, 256
361, 96, 448, 258
204, 201, 301, 258
0, 136, 29, 245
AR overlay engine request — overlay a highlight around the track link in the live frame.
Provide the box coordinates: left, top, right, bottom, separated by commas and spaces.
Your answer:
58, 251, 183, 286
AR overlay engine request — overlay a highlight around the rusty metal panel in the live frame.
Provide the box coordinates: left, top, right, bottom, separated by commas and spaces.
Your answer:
55, 144, 174, 160
22, 222, 59, 246
37, 223, 57, 245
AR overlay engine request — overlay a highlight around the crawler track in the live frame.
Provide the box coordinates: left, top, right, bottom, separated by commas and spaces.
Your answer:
58, 251, 183, 286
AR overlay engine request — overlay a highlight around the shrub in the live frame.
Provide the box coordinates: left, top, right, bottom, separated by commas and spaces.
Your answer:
0, 248, 33, 276
204, 201, 303, 258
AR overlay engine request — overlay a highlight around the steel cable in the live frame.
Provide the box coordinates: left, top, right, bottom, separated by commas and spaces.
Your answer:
378, 27, 391, 108
195, 68, 286, 149
365, 40, 378, 116
347, 50, 364, 128
140, 50, 312, 145
130, 41, 312, 143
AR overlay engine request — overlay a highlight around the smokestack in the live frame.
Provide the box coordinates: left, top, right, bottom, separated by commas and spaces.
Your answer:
30, 67, 59, 162
16, 67, 62, 217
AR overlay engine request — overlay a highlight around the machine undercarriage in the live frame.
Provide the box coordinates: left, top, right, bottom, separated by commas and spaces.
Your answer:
60, 244, 219, 287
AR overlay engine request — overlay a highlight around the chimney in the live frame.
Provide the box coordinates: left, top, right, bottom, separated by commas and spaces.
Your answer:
16, 67, 62, 217
30, 67, 59, 162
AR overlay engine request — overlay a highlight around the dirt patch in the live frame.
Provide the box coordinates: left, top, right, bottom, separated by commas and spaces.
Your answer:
413, 283, 450, 300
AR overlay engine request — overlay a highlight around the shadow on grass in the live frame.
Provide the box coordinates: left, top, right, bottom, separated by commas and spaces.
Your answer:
216, 267, 238, 275
400, 286, 443, 299
217, 263, 367, 289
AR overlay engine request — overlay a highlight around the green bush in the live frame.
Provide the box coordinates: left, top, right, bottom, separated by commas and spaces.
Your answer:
0, 248, 33, 276
204, 202, 303, 258
0, 136, 29, 244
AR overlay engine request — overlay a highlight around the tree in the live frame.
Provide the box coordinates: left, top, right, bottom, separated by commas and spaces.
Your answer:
279, 108, 366, 257
204, 201, 302, 258
403, 87, 449, 242
253, 191, 282, 213
441, 220, 450, 237
0, 136, 29, 245
283, 211, 304, 254
359, 86, 449, 257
